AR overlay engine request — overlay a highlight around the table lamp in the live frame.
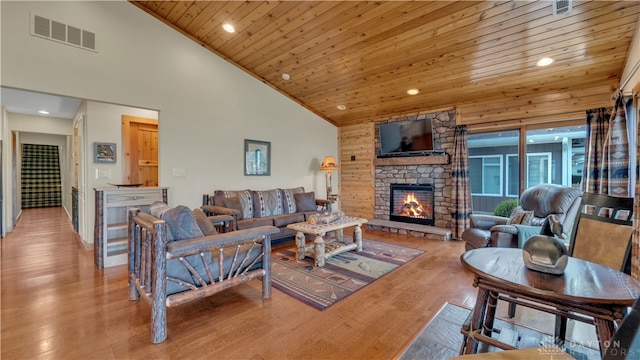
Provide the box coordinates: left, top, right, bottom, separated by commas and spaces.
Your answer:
320, 156, 338, 199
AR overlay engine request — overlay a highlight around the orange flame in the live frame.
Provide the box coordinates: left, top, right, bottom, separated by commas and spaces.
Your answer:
401, 193, 424, 217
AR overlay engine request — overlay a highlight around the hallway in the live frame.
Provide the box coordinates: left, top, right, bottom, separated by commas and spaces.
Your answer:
0, 207, 132, 359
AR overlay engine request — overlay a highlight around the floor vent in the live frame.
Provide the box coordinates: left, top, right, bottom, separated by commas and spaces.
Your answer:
31, 14, 97, 52
553, 0, 572, 15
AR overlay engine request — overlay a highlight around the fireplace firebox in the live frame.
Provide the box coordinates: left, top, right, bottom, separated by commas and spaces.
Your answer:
389, 183, 434, 226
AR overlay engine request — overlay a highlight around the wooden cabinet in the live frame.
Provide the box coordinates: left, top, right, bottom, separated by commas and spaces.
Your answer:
94, 186, 168, 269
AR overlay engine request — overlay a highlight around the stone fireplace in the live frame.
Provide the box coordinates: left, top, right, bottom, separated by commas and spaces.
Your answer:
372, 109, 456, 234
389, 183, 434, 226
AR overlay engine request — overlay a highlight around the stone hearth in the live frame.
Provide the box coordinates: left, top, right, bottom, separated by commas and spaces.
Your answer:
366, 219, 451, 241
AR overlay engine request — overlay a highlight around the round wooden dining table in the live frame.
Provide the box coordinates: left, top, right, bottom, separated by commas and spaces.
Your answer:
459, 247, 640, 355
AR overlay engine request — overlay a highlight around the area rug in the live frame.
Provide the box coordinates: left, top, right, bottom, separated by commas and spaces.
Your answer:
398, 303, 600, 360
271, 238, 424, 311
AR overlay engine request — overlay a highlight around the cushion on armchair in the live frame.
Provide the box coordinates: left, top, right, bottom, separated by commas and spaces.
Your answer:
146, 203, 212, 295
161, 205, 204, 241
506, 206, 534, 225
192, 208, 218, 236
149, 202, 214, 241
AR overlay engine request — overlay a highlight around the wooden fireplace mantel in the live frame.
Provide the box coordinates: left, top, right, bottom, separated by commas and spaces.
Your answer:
373, 152, 450, 166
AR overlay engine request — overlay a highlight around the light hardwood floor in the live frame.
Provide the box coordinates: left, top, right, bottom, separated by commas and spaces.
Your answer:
1, 207, 581, 359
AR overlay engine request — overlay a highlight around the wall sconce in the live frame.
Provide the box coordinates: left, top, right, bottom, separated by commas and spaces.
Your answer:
320, 156, 339, 199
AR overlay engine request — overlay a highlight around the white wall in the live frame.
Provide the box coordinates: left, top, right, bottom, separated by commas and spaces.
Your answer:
1, 1, 337, 243
9, 113, 73, 136
85, 101, 158, 190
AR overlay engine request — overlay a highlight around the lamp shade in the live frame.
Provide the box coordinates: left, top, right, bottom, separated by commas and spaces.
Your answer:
320, 156, 339, 170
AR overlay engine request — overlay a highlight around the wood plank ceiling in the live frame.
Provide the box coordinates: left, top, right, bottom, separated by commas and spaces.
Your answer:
130, 1, 639, 127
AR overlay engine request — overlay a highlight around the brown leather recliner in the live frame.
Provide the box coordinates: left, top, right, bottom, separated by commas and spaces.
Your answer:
462, 184, 583, 251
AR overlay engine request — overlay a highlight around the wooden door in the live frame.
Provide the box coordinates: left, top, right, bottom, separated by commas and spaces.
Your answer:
122, 115, 158, 187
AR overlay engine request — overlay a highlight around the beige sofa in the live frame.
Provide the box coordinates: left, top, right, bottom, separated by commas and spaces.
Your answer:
202, 187, 327, 242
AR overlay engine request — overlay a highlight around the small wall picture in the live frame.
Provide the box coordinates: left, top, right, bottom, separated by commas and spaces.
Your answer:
244, 139, 270, 176
94, 142, 116, 163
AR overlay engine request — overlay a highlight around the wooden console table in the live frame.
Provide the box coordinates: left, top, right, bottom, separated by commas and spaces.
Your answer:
287, 216, 368, 267
459, 248, 640, 355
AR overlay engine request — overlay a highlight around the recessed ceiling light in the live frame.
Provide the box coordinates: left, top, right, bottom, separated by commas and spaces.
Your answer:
38, 110, 50, 115
407, 88, 420, 95
337, 105, 347, 111
282, 73, 290, 80
222, 23, 235, 33
537, 57, 554, 66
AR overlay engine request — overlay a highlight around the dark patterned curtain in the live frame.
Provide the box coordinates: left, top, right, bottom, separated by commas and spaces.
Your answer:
584, 92, 635, 277
450, 125, 472, 240
600, 90, 630, 197
582, 107, 610, 193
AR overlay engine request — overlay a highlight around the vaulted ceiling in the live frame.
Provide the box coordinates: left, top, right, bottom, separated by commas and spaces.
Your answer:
130, 1, 639, 127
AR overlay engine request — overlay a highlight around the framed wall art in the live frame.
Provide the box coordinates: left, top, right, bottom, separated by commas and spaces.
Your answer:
244, 139, 270, 176
94, 142, 117, 163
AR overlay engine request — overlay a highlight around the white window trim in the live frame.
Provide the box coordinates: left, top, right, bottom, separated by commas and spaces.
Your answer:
506, 154, 519, 197
526, 152, 552, 187
470, 155, 503, 196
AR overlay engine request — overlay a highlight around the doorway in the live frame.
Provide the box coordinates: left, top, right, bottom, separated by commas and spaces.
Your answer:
20, 144, 62, 208
122, 115, 158, 187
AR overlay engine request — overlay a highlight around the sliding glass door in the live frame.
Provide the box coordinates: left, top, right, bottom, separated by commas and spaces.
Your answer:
468, 124, 585, 214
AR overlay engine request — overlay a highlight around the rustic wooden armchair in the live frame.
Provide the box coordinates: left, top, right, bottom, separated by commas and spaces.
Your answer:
127, 205, 278, 343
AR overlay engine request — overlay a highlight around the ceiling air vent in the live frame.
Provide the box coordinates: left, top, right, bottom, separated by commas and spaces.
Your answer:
30, 13, 97, 52
553, 0, 572, 15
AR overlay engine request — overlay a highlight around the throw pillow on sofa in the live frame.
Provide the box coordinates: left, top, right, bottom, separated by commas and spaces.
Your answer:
294, 192, 316, 212
506, 206, 534, 225
252, 189, 284, 217
223, 196, 245, 220
215, 190, 253, 220
280, 186, 305, 213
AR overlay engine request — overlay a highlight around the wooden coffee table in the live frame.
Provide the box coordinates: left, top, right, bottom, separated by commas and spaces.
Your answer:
287, 216, 368, 267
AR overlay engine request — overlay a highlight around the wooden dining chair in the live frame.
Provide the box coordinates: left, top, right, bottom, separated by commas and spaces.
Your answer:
555, 192, 635, 345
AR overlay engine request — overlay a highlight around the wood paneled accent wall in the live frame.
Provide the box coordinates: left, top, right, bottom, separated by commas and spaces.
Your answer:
338, 123, 375, 220
456, 84, 614, 126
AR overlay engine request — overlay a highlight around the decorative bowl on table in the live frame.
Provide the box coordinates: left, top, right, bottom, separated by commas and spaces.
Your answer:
522, 235, 568, 275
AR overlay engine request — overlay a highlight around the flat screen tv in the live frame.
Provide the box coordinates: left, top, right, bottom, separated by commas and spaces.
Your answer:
378, 118, 433, 157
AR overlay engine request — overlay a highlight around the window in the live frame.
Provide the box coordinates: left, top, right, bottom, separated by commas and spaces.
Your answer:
525, 126, 585, 188
468, 124, 585, 214
526, 152, 552, 187
506, 154, 519, 197
469, 155, 503, 196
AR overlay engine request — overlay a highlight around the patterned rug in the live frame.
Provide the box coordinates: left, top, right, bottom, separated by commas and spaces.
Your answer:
271, 238, 425, 310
